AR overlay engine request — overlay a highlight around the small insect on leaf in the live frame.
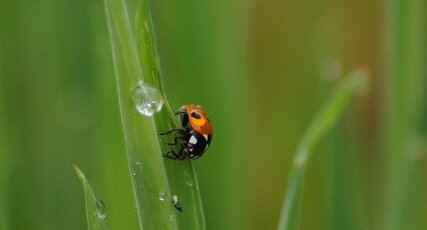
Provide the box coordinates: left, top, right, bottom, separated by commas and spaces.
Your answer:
172, 195, 183, 212
160, 104, 213, 160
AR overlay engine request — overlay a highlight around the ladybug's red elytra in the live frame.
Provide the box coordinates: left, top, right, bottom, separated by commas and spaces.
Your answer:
160, 104, 213, 160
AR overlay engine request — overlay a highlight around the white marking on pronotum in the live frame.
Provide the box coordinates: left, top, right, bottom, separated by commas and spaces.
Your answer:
203, 134, 209, 141
189, 135, 198, 144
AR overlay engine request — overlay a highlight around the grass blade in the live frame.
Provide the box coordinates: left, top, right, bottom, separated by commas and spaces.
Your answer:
384, 0, 427, 229
135, 1, 206, 229
104, 0, 177, 229
72, 164, 109, 230
0, 208, 4, 230
277, 71, 368, 230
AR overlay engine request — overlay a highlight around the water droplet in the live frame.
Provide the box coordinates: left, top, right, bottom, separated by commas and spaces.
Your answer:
132, 172, 136, 176
132, 81, 163, 116
95, 198, 106, 220
185, 178, 194, 187
184, 171, 194, 187
159, 192, 167, 201
169, 215, 176, 222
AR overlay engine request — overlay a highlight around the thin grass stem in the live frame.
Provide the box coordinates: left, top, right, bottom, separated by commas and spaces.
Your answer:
277, 71, 368, 230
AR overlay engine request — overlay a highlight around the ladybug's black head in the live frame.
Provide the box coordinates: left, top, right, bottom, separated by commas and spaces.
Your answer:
175, 107, 189, 128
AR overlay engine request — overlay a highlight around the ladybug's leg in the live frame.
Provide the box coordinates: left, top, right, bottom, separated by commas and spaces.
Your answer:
163, 150, 181, 160
178, 145, 193, 160
178, 151, 187, 160
190, 154, 201, 160
158, 128, 182, 136
163, 131, 190, 147
165, 135, 186, 146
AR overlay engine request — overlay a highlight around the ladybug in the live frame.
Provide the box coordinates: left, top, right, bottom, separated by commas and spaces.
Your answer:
159, 104, 213, 160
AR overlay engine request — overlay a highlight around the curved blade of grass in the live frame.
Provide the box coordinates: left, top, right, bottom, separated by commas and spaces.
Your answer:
135, 1, 206, 230
277, 71, 368, 230
104, 0, 177, 229
72, 164, 109, 230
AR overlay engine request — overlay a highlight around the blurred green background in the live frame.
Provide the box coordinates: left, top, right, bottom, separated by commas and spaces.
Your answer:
0, 0, 426, 229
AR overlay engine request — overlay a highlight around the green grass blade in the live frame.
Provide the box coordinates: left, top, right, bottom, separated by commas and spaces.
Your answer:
72, 164, 109, 230
104, 0, 177, 229
0, 57, 5, 230
135, 1, 206, 229
277, 71, 368, 230
384, 0, 427, 229
0, 208, 4, 230
135, 0, 177, 131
